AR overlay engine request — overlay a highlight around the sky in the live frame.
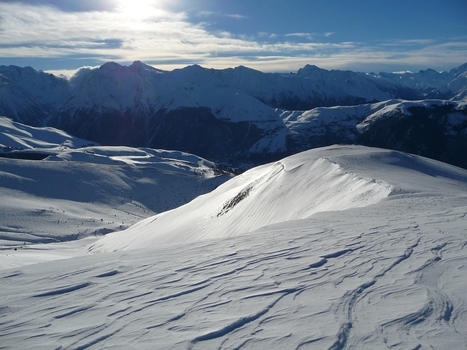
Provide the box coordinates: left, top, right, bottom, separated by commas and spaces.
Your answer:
0, 0, 466, 76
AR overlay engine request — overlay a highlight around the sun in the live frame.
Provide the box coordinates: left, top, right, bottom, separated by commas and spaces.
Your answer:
115, 0, 167, 20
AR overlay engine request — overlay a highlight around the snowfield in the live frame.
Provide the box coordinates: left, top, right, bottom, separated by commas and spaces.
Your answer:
0, 116, 91, 150
90, 146, 396, 250
0, 119, 231, 268
1, 144, 467, 349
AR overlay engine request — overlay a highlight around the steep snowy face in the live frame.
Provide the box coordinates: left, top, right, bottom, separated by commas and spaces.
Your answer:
59, 61, 165, 112
356, 100, 467, 169
0, 78, 49, 126
0, 65, 69, 107
0, 65, 69, 125
448, 66, 467, 101
60, 62, 280, 124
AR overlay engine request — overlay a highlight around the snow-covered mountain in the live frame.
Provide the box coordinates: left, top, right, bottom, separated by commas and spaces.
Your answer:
365, 63, 467, 100
283, 99, 467, 170
1, 145, 466, 348
0, 66, 69, 125
1, 61, 467, 168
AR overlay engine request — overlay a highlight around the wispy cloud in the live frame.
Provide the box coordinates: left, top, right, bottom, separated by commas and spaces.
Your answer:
193, 10, 247, 20
381, 38, 437, 46
284, 32, 337, 41
227, 14, 247, 20
0, 0, 117, 12
285, 32, 314, 40
0, 2, 466, 74
258, 32, 278, 40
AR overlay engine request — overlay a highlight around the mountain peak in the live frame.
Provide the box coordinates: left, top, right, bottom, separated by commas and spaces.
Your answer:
128, 60, 165, 74
296, 64, 325, 77
418, 68, 440, 75
234, 65, 257, 72
130, 60, 145, 67
184, 64, 205, 71
129, 60, 151, 70
99, 61, 123, 72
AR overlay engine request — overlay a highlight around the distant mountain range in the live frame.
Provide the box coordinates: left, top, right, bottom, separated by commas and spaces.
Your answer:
1, 61, 466, 168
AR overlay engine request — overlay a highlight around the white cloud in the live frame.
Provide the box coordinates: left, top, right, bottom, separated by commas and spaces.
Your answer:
0, 2, 466, 73
0, 0, 117, 12
258, 32, 278, 40
227, 14, 247, 20
192, 10, 247, 20
285, 32, 314, 40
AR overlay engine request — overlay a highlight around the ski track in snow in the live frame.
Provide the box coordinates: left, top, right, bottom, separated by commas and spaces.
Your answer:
1, 193, 466, 349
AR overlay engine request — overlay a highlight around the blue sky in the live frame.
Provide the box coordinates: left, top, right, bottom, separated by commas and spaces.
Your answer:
0, 0, 466, 76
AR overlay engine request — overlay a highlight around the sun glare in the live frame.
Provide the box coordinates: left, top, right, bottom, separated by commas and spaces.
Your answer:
116, 0, 166, 20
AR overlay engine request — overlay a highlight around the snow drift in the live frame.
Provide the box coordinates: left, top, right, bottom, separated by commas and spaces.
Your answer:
90, 144, 467, 252
2, 145, 467, 349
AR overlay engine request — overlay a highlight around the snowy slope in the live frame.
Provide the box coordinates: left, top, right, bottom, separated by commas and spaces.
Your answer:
57, 62, 280, 125
283, 98, 467, 136
0, 146, 230, 246
0, 66, 69, 125
91, 145, 467, 251
1, 145, 467, 349
0, 116, 92, 149
279, 99, 467, 170
0, 120, 232, 268
0, 66, 69, 107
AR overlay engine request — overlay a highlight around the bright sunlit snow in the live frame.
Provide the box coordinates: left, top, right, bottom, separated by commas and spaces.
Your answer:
91, 146, 397, 250
0, 117, 91, 149
1, 143, 467, 349
0, 119, 231, 269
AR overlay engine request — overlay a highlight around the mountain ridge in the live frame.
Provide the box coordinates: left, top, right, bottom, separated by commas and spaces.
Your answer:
1, 61, 467, 168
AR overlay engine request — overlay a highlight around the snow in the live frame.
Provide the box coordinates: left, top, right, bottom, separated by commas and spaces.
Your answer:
356, 99, 461, 132
91, 146, 397, 250
1, 143, 467, 348
0, 122, 231, 268
278, 99, 466, 143
0, 117, 92, 149
60, 62, 282, 125
51, 61, 467, 134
